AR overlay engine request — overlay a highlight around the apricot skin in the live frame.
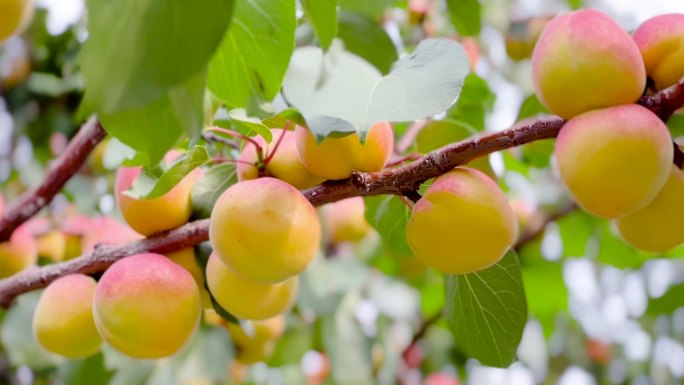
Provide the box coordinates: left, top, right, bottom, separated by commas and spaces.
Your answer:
115, 154, 201, 236
532, 9, 646, 119
206, 253, 298, 320
33, 274, 102, 358
0, 0, 34, 43
324, 197, 372, 243
210, 177, 320, 284
616, 165, 684, 252
0, 224, 37, 278
554, 104, 673, 219
405, 167, 517, 275
295, 122, 394, 180
93, 253, 201, 359
237, 128, 323, 189
632, 13, 684, 90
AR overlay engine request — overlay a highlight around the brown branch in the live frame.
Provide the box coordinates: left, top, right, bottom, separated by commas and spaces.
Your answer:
0, 219, 209, 307
0, 78, 682, 307
0, 117, 106, 242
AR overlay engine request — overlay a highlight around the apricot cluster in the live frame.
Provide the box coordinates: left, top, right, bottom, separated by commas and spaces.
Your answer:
533, 10, 684, 252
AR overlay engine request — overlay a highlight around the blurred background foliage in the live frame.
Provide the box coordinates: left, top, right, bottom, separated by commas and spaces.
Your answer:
2, 0, 684, 385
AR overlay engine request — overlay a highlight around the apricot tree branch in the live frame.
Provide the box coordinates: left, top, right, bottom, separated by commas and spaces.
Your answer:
0, 77, 682, 307
0, 117, 106, 243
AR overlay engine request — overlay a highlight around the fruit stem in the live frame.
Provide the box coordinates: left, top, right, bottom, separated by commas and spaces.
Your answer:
211, 157, 257, 167
202, 132, 240, 150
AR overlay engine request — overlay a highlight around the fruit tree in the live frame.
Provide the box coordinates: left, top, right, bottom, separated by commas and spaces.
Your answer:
1, 0, 684, 384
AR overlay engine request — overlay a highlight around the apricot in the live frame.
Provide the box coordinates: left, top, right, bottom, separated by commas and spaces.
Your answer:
324, 197, 372, 243
167, 247, 212, 308
632, 14, 684, 90
33, 274, 102, 358
295, 122, 394, 180
615, 165, 684, 252
532, 9, 646, 119
405, 167, 517, 275
36, 230, 67, 261
237, 128, 324, 189
81, 216, 141, 253
210, 177, 320, 284
93, 253, 201, 359
226, 315, 286, 346
115, 153, 201, 236
205, 253, 298, 320
0, 0, 34, 43
235, 341, 276, 364
0, 224, 37, 278
555, 104, 673, 218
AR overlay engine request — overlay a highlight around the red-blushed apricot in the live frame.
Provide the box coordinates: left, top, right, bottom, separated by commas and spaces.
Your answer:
115, 152, 202, 236
532, 9, 646, 119
0, 0, 34, 43
406, 167, 518, 275
615, 165, 684, 252
295, 122, 394, 180
166, 247, 212, 308
33, 274, 102, 358
0, 224, 37, 278
93, 253, 201, 359
205, 253, 298, 320
237, 128, 323, 189
555, 104, 673, 218
632, 13, 684, 90
210, 177, 320, 284
80, 216, 141, 253
324, 197, 372, 243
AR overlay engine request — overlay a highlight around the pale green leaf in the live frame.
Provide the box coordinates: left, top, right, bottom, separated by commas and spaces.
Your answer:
229, 109, 273, 142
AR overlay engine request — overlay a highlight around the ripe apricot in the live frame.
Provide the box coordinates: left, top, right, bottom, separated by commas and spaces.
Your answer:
295, 122, 394, 180
532, 9, 646, 118
33, 274, 102, 358
0, 224, 37, 278
93, 253, 201, 359
0, 0, 34, 43
632, 13, 684, 90
405, 167, 517, 274
210, 177, 320, 284
324, 197, 372, 243
555, 104, 673, 218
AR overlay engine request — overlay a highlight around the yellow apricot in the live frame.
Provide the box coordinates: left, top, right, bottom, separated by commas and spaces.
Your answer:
115, 152, 201, 236
93, 253, 201, 359
33, 274, 102, 358
235, 341, 276, 364
210, 177, 320, 284
632, 13, 684, 90
616, 165, 684, 252
226, 316, 286, 346
0, 0, 34, 43
167, 247, 212, 308
205, 253, 298, 320
555, 104, 673, 218
406, 167, 517, 275
0, 224, 37, 278
324, 197, 372, 243
532, 9, 646, 118
295, 122, 394, 180
36, 230, 66, 262
237, 128, 323, 189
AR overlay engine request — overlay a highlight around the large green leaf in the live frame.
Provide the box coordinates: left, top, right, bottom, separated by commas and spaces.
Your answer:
416, 119, 476, 153
191, 163, 238, 219
338, 0, 396, 18
99, 70, 206, 166
302, 0, 338, 51
282, 38, 469, 139
446, 74, 494, 131
80, 0, 233, 114
207, 0, 296, 108
445, 0, 481, 36
338, 11, 398, 74
522, 261, 567, 337
647, 282, 684, 315
126, 146, 208, 199
364, 195, 413, 256
444, 251, 527, 367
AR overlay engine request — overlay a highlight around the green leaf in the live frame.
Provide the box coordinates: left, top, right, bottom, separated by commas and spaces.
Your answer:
229, 109, 273, 142
59, 353, 113, 385
557, 210, 594, 257
516, 94, 549, 122
364, 195, 413, 256
446, 74, 494, 131
648, 282, 684, 315
80, 0, 234, 114
99, 70, 206, 167
522, 261, 567, 337
302, 0, 338, 51
338, 0, 396, 18
282, 38, 469, 138
416, 119, 476, 153
445, 0, 481, 36
668, 113, 684, 138
191, 163, 238, 219
596, 221, 651, 269
262, 107, 307, 129
207, 0, 296, 108
444, 251, 527, 367
337, 11, 398, 74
